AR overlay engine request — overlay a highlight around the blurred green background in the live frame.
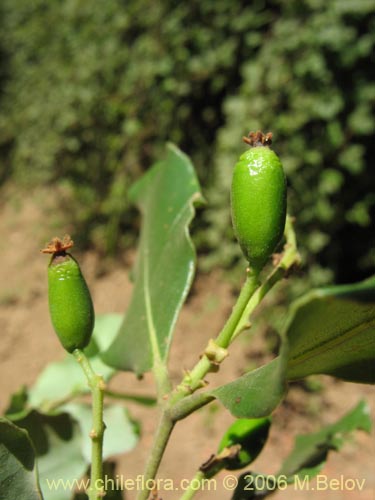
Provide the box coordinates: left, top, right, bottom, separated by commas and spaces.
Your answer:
0, 0, 374, 284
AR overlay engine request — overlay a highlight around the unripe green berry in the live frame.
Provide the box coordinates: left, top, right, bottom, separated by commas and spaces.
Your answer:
231, 131, 287, 272
42, 236, 94, 353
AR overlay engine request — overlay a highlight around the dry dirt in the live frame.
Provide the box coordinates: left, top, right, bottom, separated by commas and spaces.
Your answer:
0, 188, 374, 500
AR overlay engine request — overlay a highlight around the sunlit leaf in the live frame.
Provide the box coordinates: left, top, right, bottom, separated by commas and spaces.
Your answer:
103, 144, 203, 375
212, 357, 287, 418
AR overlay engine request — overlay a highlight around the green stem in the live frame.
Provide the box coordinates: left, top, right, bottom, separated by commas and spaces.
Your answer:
103, 389, 157, 407
136, 412, 175, 500
135, 271, 259, 497
179, 470, 206, 500
170, 392, 215, 421
175, 268, 260, 396
153, 358, 173, 401
171, 214, 301, 418
137, 216, 301, 493
42, 388, 156, 413
217, 269, 260, 347
232, 219, 300, 341
73, 349, 105, 500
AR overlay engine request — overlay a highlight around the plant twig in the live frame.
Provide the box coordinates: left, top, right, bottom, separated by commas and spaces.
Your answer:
231, 214, 301, 341
153, 358, 173, 401
179, 470, 206, 500
175, 268, 260, 396
170, 391, 215, 421
103, 389, 157, 406
137, 215, 301, 494
171, 215, 301, 420
73, 349, 105, 500
136, 411, 175, 500
42, 388, 157, 413
135, 271, 259, 498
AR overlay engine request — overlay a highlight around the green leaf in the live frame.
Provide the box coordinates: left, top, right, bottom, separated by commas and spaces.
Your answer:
103, 144, 203, 375
231, 401, 372, 499
9, 411, 87, 500
29, 314, 122, 411
212, 276, 375, 419
278, 400, 372, 480
61, 403, 139, 462
4, 385, 29, 417
218, 417, 271, 470
285, 277, 375, 383
212, 357, 288, 418
0, 418, 43, 500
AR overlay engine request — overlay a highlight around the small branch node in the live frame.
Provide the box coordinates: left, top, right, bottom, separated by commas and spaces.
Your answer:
204, 339, 228, 364
89, 429, 98, 439
98, 378, 106, 391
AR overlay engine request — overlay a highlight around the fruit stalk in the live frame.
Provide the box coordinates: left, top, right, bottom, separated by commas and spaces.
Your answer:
42, 236, 103, 498
175, 268, 260, 397
73, 349, 105, 500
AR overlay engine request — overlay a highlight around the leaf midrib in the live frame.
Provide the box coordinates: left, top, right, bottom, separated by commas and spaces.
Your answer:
288, 316, 375, 369
142, 245, 162, 365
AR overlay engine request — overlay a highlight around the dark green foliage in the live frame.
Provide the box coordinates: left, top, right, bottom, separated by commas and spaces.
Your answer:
0, 0, 247, 251
202, 0, 375, 282
0, 0, 373, 280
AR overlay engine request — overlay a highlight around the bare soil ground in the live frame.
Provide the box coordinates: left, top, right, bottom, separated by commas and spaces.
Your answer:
0, 188, 373, 500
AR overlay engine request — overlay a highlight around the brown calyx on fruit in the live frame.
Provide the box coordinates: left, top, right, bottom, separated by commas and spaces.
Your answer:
41, 235, 74, 255
243, 130, 272, 147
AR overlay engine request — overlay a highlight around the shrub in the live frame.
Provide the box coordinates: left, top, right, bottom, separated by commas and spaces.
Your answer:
0, 0, 373, 280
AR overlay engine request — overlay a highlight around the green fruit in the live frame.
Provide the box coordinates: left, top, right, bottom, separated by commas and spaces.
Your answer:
231, 132, 287, 272
44, 237, 94, 353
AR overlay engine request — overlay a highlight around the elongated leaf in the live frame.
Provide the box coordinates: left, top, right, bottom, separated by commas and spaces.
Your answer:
213, 277, 375, 418
29, 314, 122, 411
212, 357, 287, 418
278, 400, 372, 479
103, 144, 202, 375
285, 277, 375, 383
0, 418, 43, 500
